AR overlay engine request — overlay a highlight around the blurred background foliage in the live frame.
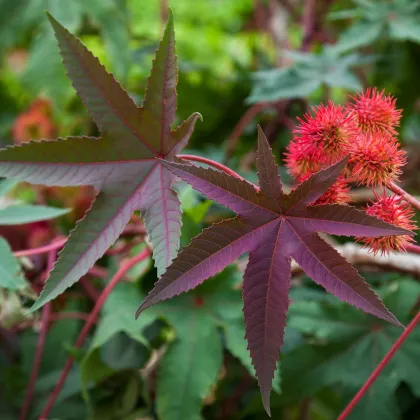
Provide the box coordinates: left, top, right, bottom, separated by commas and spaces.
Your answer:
1, 0, 420, 419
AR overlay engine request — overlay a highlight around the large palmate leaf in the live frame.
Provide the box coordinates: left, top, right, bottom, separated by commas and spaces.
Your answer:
137, 127, 412, 415
247, 47, 366, 104
0, 12, 200, 311
283, 279, 420, 419
332, 0, 420, 53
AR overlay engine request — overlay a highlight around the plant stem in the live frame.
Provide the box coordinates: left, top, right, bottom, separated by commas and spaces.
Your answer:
338, 309, 420, 420
13, 237, 67, 258
177, 154, 251, 183
388, 181, 420, 212
407, 244, 420, 255
225, 103, 268, 162
39, 247, 150, 419
19, 250, 55, 420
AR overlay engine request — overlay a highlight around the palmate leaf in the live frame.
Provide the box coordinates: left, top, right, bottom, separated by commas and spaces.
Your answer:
0, 11, 201, 311
137, 126, 412, 415
284, 279, 420, 419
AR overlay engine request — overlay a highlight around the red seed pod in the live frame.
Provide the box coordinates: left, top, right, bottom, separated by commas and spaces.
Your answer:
348, 88, 402, 135
348, 133, 406, 186
358, 193, 417, 255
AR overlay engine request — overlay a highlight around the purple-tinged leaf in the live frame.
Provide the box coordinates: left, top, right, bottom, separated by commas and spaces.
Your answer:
256, 126, 283, 207
137, 165, 181, 276
136, 217, 280, 316
0, 137, 151, 188
243, 222, 291, 415
47, 13, 157, 157
158, 159, 279, 219
141, 10, 177, 155
285, 157, 348, 213
167, 112, 203, 158
288, 204, 413, 238
139, 116, 405, 415
0, 14, 200, 311
31, 164, 154, 312
283, 220, 401, 326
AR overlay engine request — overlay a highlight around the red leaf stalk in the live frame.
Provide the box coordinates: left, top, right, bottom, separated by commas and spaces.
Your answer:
13, 237, 67, 258
19, 250, 55, 420
39, 247, 151, 419
388, 181, 420, 212
178, 154, 250, 183
338, 309, 420, 419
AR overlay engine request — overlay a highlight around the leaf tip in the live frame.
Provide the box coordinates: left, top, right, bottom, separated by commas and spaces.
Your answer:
135, 302, 148, 319
261, 390, 272, 417
167, 7, 175, 23
46, 11, 59, 28
26, 298, 45, 314
195, 112, 204, 122
257, 125, 269, 149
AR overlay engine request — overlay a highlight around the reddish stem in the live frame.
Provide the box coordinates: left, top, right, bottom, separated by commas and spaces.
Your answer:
338, 309, 420, 420
19, 250, 55, 420
80, 277, 101, 302
88, 265, 108, 279
406, 244, 420, 255
14, 226, 145, 260
13, 237, 66, 258
39, 248, 151, 419
301, 0, 316, 51
177, 154, 251, 184
388, 181, 420, 212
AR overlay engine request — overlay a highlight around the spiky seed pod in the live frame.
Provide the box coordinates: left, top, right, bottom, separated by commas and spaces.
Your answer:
293, 102, 358, 163
284, 140, 323, 178
358, 194, 417, 255
348, 133, 406, 186
349, 88, 402, 135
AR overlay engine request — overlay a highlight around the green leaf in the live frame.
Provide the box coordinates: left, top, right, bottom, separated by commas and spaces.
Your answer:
247, 68, 321, 103
81, 283, 157, 392
0, 13, 200, 311
0, 204, 69, 225
0, 179, 18, 196
247, 48, 365, 103
157, 310, 223, 420
335, 22, 383, 53
282, 279, 420, 407
342, 381, 399, 420
224, 318, 281, 394
389, 16, 420, 43
0, 238, 25, 290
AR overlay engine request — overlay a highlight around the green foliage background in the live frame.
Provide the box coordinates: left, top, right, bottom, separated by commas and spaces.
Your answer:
1, 0, 420, 419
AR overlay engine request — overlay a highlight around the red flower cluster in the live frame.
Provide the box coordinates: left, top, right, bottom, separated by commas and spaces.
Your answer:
286, 88, 416, 254
286, 102, 357, 178
358, 194, 417, 254
286, 88, 405, 186
349, 88, 402, 135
